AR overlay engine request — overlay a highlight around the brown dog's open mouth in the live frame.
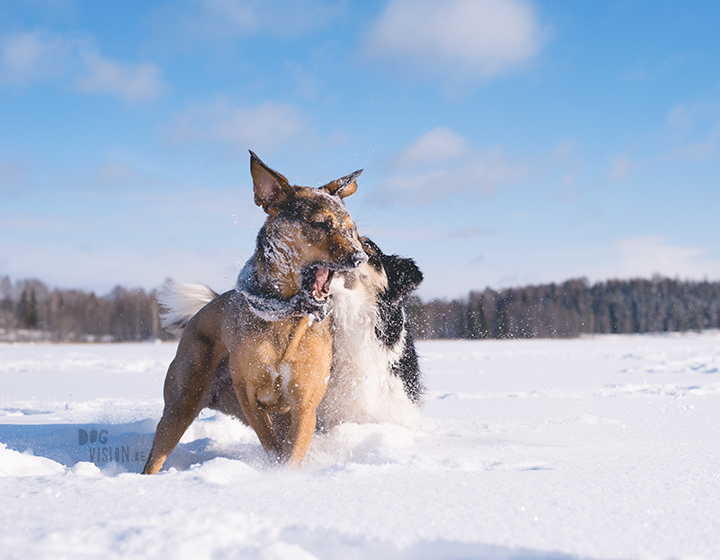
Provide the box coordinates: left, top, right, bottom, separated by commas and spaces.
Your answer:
307, 265, 335, 302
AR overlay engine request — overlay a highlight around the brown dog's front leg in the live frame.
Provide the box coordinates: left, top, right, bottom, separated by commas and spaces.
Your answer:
236, 392, 282, 461
245, 405, 283, 462
282, 406, 318, 467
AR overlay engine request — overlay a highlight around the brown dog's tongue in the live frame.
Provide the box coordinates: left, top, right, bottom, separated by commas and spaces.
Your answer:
311, 266, 331, 300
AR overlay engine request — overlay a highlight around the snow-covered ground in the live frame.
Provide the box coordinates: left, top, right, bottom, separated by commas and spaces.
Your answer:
1, 333, 719, 560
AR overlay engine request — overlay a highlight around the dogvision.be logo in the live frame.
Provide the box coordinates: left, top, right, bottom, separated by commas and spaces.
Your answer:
78, 428, 147, 465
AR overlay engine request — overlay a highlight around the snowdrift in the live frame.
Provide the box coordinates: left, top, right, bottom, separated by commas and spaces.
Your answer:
1, 334, 719, 559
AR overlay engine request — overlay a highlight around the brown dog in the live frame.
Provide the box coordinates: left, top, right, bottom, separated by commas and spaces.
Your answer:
142, 152, 367, 473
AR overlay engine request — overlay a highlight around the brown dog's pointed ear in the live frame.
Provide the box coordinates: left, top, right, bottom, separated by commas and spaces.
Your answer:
249, 150, 293, 212
321, 169, 363, 199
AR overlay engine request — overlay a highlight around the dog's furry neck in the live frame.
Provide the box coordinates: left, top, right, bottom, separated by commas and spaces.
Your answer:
236, 234, 330, 322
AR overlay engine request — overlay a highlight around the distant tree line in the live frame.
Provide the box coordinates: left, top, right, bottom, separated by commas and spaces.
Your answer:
406, 277, 720, 339
1, 275, 719, 342
0, 276, 162, 342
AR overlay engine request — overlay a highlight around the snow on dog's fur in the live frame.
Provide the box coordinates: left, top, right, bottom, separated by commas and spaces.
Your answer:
158, 237, 424, 431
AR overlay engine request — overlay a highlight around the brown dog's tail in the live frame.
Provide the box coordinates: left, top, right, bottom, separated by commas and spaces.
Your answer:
158, 282, 219, 330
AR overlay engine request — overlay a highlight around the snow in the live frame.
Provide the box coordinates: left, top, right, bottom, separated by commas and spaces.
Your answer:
1, 333, 720, 559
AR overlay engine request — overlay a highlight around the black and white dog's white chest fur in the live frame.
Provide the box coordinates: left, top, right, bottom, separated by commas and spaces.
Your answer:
318, 237, 424, 430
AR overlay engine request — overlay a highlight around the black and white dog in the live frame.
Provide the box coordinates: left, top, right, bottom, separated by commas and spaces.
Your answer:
158, 237, 424, 430
318, 237, 423, 429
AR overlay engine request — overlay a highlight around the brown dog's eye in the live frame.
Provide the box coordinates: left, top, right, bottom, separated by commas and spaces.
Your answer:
310, 219, 331, 232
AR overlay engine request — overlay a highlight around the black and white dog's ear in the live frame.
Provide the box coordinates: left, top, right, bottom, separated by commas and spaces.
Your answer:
360, 236, 423, 302
321, 169, 363, 199
382, 254, 424, 303
249, 150, 294, 213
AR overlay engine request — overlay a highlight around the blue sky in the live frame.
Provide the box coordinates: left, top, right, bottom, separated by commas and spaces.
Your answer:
1, 0, 720, 299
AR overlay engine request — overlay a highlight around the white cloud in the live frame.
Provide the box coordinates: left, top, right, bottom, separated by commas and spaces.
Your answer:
609, 97, 720, 179
199, 0, 258, 32
0, 30, 167, 102
203, 0, 343, 34
151, 0, 345, 45
372, 127, 527, 205
73, 57, 167, 102
92, 159, 148, 189
614, 236, 720, 280
0, 30, 74, 84
391, 127, 470, 170
365, 0, 545, 80
164, 96, 308, 154
609, 154, 634, 181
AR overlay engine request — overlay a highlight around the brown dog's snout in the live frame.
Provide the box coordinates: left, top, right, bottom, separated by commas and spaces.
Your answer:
330, 231, 367, 270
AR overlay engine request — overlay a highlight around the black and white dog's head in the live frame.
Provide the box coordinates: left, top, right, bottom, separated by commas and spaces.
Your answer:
359, 237, 422, 341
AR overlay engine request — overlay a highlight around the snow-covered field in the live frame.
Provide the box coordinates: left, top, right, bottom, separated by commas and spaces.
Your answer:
1, 333, 719, 560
